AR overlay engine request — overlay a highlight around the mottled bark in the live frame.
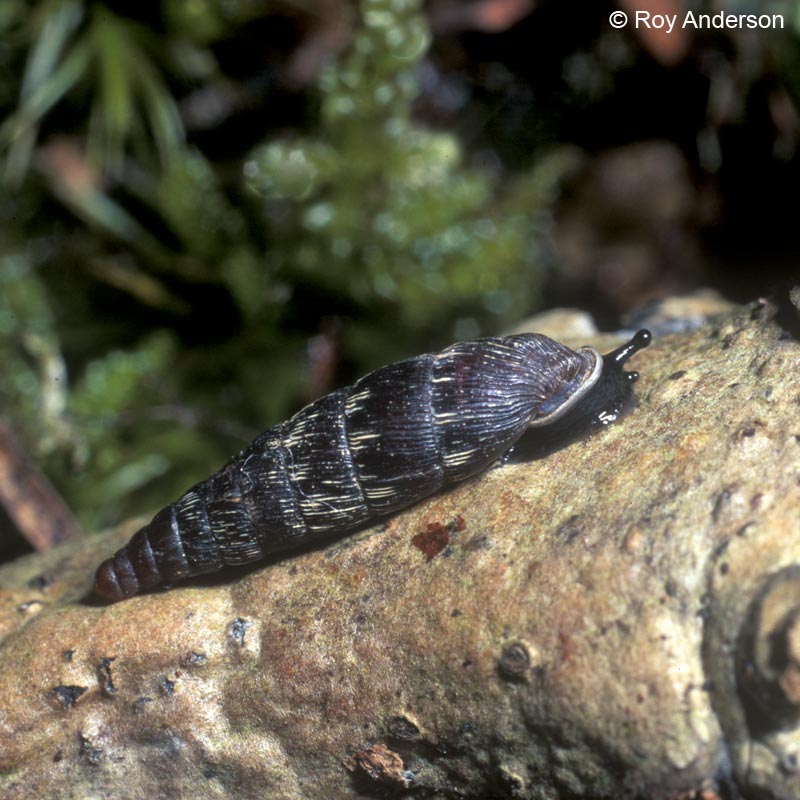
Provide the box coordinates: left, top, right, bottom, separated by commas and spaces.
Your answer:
1, 296, 799, 799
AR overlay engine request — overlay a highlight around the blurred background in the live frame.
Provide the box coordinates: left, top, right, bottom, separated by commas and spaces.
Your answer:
1, 0, 798, 562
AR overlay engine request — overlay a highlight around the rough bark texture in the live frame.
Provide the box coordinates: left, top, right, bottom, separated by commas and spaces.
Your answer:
1, 295, 799, 799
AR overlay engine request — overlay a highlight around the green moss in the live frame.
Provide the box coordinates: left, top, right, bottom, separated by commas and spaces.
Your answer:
0, 0, 571, 536
244, 0, 566, 366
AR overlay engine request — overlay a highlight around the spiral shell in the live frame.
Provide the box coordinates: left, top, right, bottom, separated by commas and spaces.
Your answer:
94, 329, 651, 602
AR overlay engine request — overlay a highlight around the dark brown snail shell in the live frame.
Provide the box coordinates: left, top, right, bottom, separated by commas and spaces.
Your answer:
94, 329, 651, 602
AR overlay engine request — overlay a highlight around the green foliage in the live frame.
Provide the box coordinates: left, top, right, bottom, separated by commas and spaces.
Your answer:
0, 249, 211, 528
0, 0, 183, 183
163, 0, 268, 45
0, 0, 567, 537
0, 254, 69, 456
244, 0, 559, 364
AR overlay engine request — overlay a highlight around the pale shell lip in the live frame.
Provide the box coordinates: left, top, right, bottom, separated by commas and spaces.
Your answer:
526, 347, 603, 428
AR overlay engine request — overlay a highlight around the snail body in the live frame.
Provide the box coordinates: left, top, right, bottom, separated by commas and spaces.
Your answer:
94, 329, 651, 602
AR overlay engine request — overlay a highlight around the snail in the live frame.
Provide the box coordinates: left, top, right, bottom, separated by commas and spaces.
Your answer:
94, 329, 651, 602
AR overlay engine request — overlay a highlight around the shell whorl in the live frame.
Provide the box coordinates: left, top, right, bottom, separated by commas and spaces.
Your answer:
93, 329, 651, 602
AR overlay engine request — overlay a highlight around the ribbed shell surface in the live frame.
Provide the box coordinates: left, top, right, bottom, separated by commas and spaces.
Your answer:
93, 333, 598, 600
209, 334, 593, 554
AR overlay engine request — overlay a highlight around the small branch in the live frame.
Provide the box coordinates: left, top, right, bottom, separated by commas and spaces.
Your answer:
0, 420, 81, 550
